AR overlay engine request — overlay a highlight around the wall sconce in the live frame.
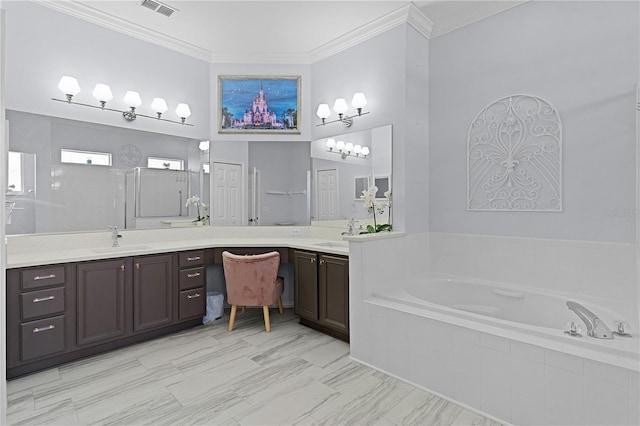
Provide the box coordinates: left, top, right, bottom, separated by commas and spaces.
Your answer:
326, 138, 369, 159
316, 92, 369, 127
52, 76, 194, 126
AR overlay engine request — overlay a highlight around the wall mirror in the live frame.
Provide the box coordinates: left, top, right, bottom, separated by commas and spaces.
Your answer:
310, 124, 392, 222
5, 110, 209, 235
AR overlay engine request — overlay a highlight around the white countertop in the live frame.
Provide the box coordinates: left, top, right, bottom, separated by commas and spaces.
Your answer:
5, 225, 353, 268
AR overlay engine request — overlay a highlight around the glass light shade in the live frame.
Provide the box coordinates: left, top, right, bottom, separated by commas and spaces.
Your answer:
354, 144, 362, 154
333, 98, 348, 115
351, 92, 367, 109
345, 142, 354, 152
361, 146, 370, 156
123, 91, 142, 108
316, 104, 331, 119
58, 76, 81, 96
176, 103, 191, 118
335, 140, 345, 151
92, 84, 113, 102
151, 97, 168, 114
326, 138, 336, 149
199, 140, 210, 151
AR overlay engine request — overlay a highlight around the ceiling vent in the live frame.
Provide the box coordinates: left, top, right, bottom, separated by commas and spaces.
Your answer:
140, 0, 178, 17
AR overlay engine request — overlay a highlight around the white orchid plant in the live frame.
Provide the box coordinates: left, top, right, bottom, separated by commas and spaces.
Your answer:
185, 195, 209, 223
360, 185, 392, 233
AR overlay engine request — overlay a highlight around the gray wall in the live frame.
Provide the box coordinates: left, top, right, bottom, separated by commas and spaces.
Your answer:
311, 25, 430, 233
3, 1, 210, 140
429, 1, 639, 243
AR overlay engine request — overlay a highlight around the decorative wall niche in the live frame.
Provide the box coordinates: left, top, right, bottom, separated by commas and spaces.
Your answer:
467, 94, 562, 211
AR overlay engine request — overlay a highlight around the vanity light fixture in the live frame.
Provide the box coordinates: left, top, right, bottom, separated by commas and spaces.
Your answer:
316, 92, 369, 127
52, 75, 194, 126
326, 138, 369, 159
198, 140, 210, 152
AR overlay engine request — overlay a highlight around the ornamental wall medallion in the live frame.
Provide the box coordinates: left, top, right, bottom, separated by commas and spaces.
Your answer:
467, 95, 562, 211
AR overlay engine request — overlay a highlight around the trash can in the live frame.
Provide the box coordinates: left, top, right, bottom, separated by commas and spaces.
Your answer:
203, 291, 224, 324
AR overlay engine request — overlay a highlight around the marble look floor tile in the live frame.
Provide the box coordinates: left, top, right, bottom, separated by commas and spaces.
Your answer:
234, 376, 337, 426
7, 367, 61, 394
168, 356, 261, 406
7, 397, 80, 426
384, 387, 463, 425
6, 309, 501, 426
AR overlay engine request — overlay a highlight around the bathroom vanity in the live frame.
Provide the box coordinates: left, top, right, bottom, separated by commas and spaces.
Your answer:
5, 226, 351, 378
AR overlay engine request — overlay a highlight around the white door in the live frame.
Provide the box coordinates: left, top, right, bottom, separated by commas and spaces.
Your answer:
212, 162, 242, 225
317, 169, 338, 220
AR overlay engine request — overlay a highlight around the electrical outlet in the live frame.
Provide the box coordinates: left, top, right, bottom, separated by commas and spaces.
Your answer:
290, 228, 301, 235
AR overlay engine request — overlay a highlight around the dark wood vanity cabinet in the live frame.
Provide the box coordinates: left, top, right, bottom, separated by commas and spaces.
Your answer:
133, 254, 174, 332
7, 251, 203, 379
6, 264, 76, 373
77, 259, 128, 346
293, 250, 349, 341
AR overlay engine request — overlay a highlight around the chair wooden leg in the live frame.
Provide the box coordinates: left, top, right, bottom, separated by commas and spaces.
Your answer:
277, 297, 284, 314
241, 306, 246, 314
228, 305, 237, 332
263, 306, 271, 332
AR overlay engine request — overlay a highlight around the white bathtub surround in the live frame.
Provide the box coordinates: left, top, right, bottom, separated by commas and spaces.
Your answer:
349, 232, 640, 425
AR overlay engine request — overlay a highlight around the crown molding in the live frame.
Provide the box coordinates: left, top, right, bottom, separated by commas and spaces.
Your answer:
38, 1, 432, 65
308, 3, 433, 64
38, 0, 212, 63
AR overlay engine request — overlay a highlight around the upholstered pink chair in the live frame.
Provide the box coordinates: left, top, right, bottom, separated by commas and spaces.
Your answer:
222, 251, 284, 332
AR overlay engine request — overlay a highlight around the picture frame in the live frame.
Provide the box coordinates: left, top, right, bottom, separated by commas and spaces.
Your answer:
218, 75, 301, 134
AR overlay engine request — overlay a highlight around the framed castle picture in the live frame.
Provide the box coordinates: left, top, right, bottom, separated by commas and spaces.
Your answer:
218, 75, 301, 134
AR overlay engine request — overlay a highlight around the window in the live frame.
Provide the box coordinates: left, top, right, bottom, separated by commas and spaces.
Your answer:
61, 149, 112, 166
7, 151, 23, 192
147, 157, 184, 170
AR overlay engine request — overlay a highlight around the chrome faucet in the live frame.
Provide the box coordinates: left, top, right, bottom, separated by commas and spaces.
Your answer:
109, 226, 122, 247
341, 218, 359, 236
567, 301, 613, 339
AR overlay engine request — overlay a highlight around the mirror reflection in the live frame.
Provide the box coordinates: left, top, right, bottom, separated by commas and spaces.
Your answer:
310, 124, 392, 222
6, 110, 209, 235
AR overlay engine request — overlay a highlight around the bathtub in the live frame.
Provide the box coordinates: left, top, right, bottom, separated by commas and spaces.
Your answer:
371, 273, 639, 371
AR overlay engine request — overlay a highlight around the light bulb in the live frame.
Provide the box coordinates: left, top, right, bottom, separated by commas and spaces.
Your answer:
354, 144, 362, 154
351, 92, 367, 115
123, 91, 142, 108
333, 98, 348, 115
361, 146, 370, 157
316, 104, 331, 120
92, 83, 113, 108
151, 97, 168, 114
176, 103, 191, 124
345, 142, 354, 153
326, 138, 336, 150
335, 140, 345, 151
58, 76, 81, 101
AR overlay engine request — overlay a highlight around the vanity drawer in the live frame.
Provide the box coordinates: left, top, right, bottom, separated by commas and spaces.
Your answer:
179, 250, 204, 268
20, 315, 65, 361
179, 288, 205, 320
179, 267, 205, 290
21, 287, 65, 320
21, 266, 66, 290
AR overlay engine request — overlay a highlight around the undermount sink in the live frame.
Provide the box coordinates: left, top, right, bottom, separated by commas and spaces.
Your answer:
91, 245, 152, 254
314, 241, 348, 249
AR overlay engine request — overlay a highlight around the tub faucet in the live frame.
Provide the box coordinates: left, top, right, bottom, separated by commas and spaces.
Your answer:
109, 226, 122, 247
566, 301, 613, 339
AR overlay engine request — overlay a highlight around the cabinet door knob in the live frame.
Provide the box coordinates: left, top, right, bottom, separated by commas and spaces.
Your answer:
120, 264, 125, 271
136, 263, 140, 270
310, 258, 316, 263
320, 259, 325, 265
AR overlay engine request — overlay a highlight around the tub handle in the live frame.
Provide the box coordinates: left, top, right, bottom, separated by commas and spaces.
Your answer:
493, 289, 525, 299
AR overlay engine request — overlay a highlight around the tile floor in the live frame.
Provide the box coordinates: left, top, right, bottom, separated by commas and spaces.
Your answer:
7, 309, 502, 425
